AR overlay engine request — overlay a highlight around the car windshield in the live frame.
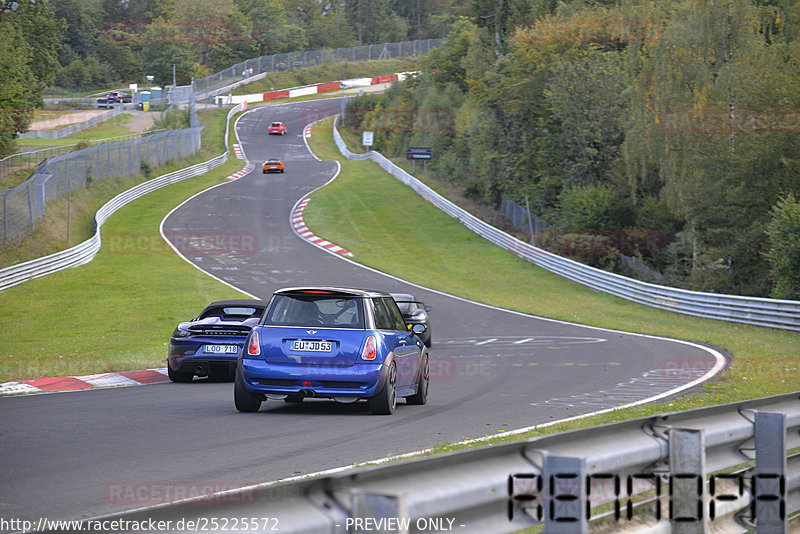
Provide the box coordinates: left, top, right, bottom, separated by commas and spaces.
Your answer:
270, 122, 281, 127
395, 301, 422, 314
264, 294, 364, 328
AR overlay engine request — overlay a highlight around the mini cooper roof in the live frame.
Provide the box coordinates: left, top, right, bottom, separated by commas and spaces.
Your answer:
274, 287, 392, 299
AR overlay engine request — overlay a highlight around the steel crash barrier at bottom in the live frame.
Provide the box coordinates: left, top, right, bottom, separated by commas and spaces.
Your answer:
67, 392, 800, 533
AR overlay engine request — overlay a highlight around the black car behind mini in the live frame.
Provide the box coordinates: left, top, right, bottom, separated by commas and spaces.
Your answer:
167, 300, 268, 382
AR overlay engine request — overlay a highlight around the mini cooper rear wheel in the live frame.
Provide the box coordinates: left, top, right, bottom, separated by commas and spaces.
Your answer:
369, 362, 397, 415
234, 369, 262, 412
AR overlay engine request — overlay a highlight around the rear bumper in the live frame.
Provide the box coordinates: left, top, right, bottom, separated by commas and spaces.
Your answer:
240, 359, 387, 398
170, 355, 237, 377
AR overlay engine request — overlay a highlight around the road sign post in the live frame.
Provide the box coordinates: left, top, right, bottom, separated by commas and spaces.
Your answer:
406, 147, 432, 173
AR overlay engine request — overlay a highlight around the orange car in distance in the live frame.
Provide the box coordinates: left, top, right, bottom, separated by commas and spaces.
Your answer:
262, 159, 285, 173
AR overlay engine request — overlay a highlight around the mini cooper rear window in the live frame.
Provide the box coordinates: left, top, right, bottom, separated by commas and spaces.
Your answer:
264, 294, 365, 329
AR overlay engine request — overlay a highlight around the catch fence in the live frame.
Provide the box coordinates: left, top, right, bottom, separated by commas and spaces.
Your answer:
2, 127, 202, 245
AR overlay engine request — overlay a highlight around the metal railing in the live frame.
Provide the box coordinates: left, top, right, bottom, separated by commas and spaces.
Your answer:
332, 118, 800, 332
191, 39, 444, 101
0, 103, 243, 292
93, 392, 800, 533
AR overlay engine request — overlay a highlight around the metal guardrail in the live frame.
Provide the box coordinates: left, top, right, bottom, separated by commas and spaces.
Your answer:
94, 392, 800, 533
0, 104, 243, 292
332, 118, 800, 332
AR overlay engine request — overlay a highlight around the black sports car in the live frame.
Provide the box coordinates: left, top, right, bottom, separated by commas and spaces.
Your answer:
390, 293, 432, 347
167, 300, 268, 382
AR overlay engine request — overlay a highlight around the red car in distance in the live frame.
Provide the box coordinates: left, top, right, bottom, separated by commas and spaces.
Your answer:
268, 121, 287, 135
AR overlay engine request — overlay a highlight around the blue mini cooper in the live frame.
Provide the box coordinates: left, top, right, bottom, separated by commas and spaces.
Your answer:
234, 287, 429, 415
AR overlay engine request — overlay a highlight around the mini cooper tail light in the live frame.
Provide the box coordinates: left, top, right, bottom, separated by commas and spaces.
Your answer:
361, 336, 377, 361
247, 330, 261, 356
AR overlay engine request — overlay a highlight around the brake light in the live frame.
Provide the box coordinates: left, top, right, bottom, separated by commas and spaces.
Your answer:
361, 336, 377, 360
247, 330, 261, 356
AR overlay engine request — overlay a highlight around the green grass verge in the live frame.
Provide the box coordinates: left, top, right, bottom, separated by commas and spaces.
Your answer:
306, 116, 800, 446
232, 58, 418, 95
0, 111, 248, 383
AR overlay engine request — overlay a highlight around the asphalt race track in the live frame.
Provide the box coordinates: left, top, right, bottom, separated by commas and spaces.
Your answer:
0, 98, 723, 525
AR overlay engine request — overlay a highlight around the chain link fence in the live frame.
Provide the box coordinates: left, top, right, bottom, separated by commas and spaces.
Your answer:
192, 39, 445, 98
2, 127, 202, 245
0, 131, 166, 185
500, 197, 549, 241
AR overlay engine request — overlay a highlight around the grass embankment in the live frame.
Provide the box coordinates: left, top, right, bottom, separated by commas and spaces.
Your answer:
306, 116, 800, 445
0, 109, 248, 382
232, 58, 417, 95
0, 110, 226, 268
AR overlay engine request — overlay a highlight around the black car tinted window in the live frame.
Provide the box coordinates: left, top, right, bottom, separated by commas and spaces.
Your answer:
395, 301, 422, 314
264, 295, 364, 328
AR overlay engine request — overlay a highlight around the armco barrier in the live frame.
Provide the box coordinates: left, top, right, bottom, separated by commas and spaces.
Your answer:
0, 104, 244, 293
332, 118, 800, 332
94, 392, 800, 533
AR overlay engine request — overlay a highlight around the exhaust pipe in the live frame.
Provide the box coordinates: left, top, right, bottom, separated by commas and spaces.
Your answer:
298, 389, 316, 398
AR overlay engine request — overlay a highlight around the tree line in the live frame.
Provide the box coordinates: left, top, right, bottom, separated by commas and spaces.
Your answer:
344, 0, 800, 299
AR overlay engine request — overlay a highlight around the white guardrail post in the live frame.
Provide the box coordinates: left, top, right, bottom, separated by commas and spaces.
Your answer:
0, 104, 244, 292
88, 392, 800, 533
329, 117, 800, 333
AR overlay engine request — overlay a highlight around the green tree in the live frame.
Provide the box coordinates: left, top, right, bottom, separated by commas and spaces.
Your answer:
765, 193, 800, 299
347, 0, 409, 44
9, 0, 64, 88
0, 18, 36, 156
545, 48, 628, 188
51, 0, 104, 65
139, 19, 202, 86
236, 0, 307, 56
